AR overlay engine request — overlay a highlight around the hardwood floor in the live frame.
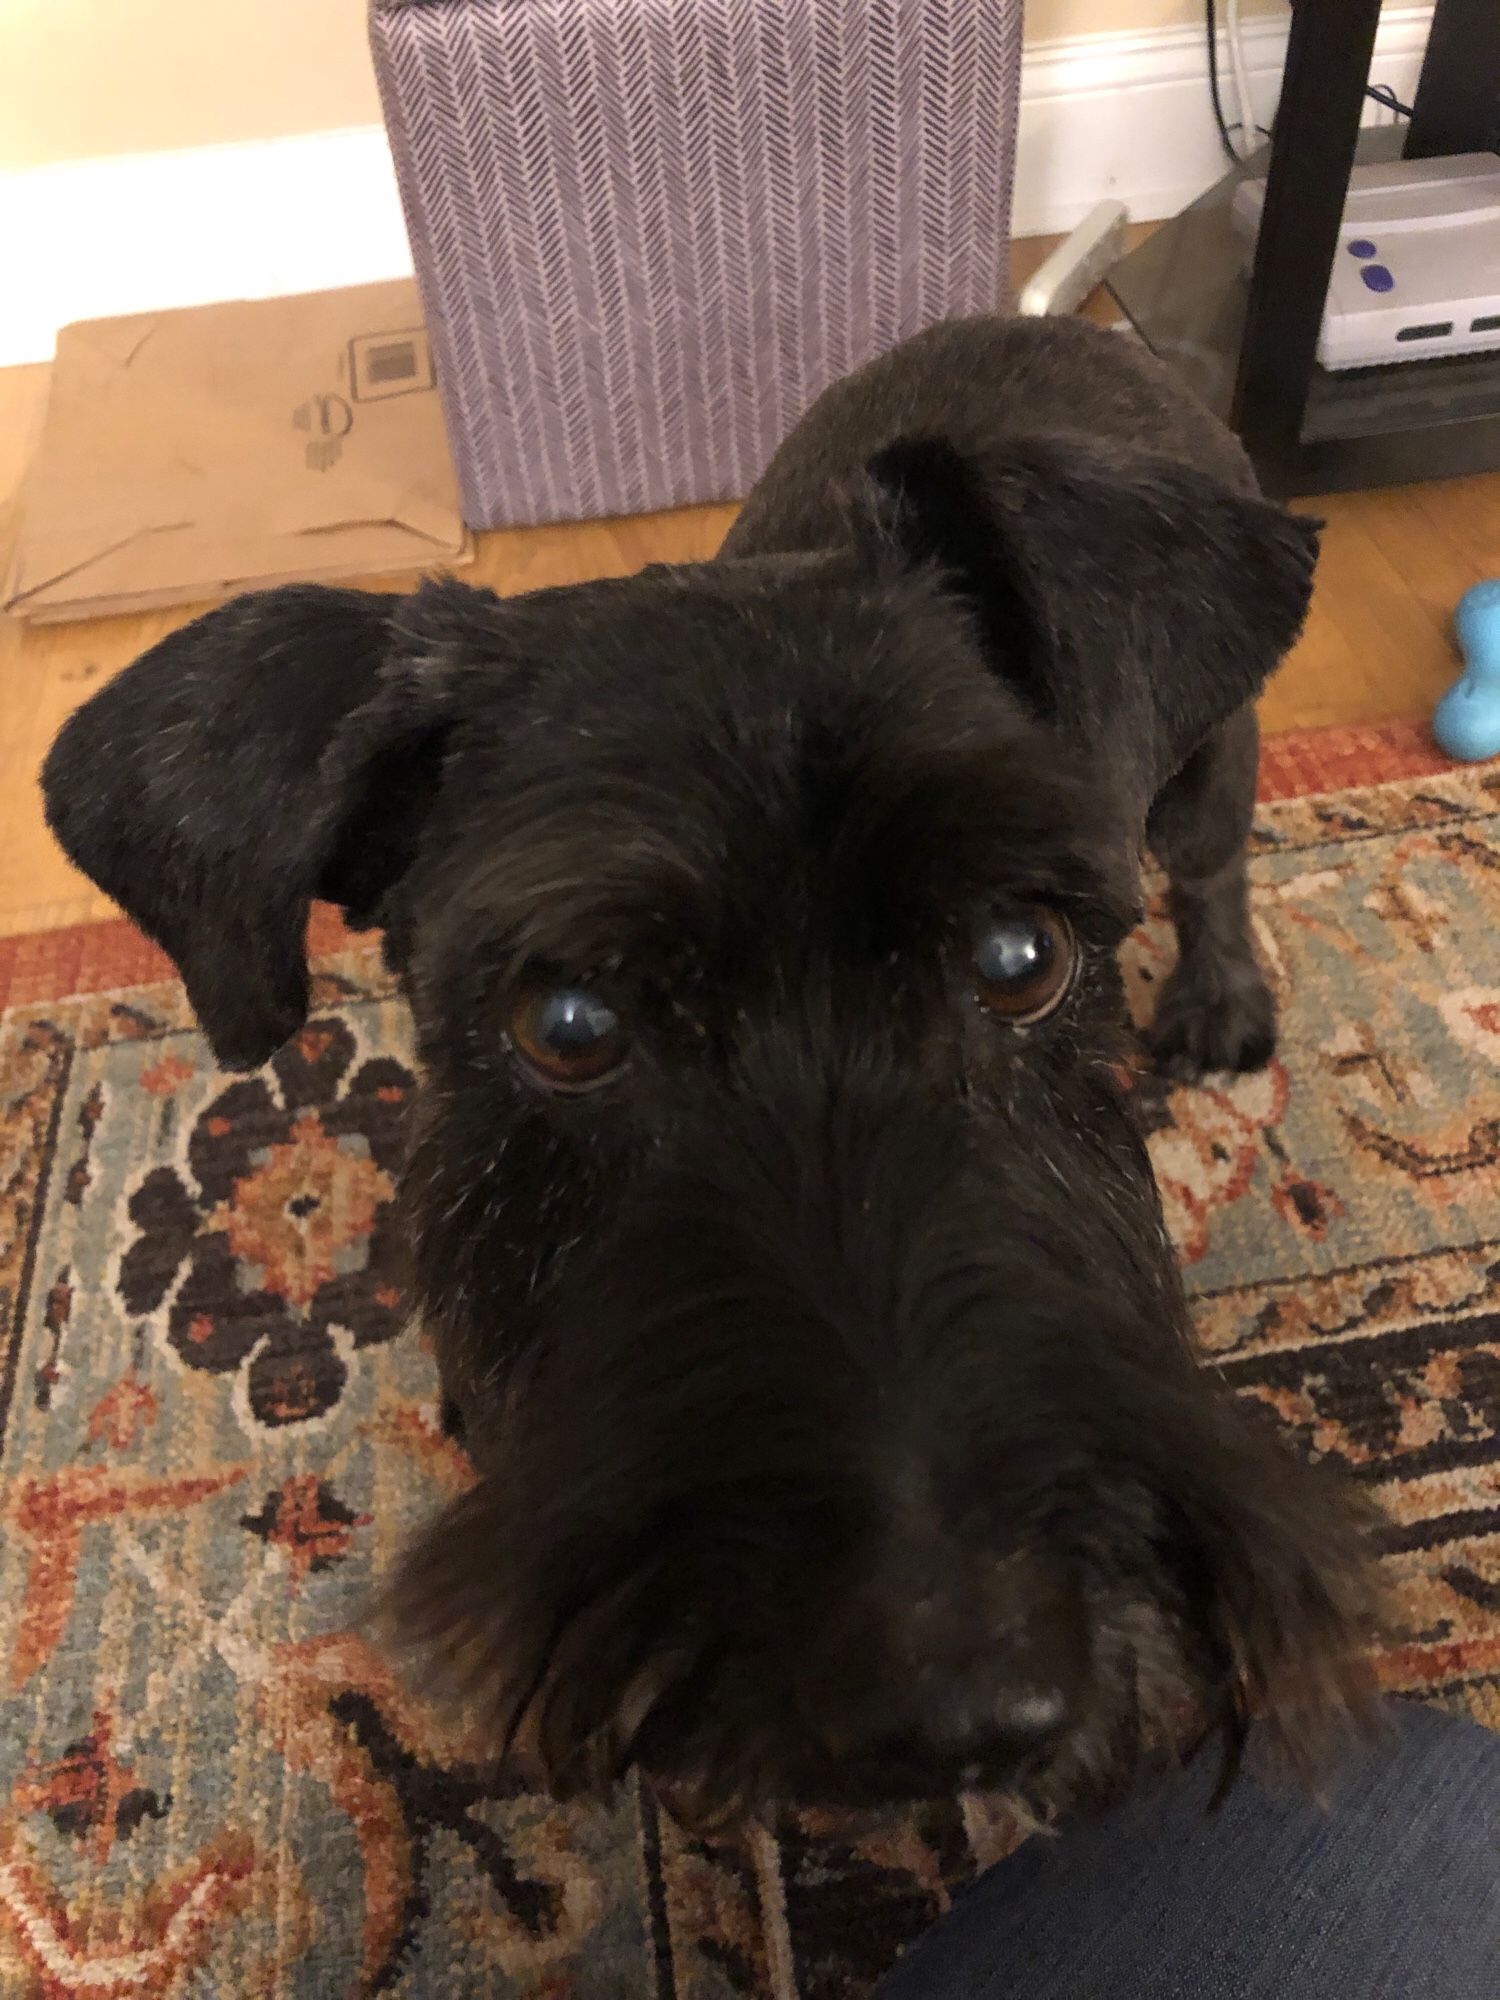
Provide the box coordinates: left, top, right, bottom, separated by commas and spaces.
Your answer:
0, 246, 1491, 942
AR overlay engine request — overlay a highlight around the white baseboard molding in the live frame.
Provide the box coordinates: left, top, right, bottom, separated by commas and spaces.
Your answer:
3, 127, 415, 369
1, 6, 1434, 367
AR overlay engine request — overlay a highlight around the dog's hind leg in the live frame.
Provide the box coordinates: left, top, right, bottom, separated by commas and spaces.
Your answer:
1144, 704, 1275, 1081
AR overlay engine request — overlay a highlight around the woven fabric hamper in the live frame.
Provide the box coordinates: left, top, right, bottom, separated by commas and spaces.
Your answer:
370, 0, 1023, 530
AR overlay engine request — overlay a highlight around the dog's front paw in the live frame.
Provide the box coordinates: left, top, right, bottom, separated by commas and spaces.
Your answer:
1146, 955, 1276, 1083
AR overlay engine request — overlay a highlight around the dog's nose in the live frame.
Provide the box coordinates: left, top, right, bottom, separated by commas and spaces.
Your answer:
811, 1585, 1078, 1778
945, 1679, 1067, 1745
999, 1685, 1069, 1735
813, 1662, 1069, 1786
914, 1665, 1070, 1761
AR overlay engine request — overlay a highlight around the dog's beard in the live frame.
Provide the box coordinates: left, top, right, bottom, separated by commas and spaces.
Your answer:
383, 1097, 1383, 1830
385, 1367, 1381, 1830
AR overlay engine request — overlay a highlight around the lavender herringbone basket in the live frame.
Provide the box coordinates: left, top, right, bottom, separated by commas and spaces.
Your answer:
371, 0, 1022, 530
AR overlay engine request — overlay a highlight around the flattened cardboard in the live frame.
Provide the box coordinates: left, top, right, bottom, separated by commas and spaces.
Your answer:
3, 281, 472, 623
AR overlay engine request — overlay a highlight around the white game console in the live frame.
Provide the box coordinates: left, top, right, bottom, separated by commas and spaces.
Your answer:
1231, 153, 1500, 372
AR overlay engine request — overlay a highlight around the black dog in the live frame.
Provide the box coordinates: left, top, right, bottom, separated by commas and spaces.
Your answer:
44, 315, 1378, 1829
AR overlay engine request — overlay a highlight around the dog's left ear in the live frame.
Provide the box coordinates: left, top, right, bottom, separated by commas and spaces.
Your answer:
42, 583, 463, 1070
862, 434, 1319, 799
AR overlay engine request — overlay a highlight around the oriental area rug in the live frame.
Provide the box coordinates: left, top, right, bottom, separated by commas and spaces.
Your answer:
0, 718, 1496, 1998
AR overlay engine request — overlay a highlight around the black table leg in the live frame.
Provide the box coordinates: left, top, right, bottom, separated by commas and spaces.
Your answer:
1231, 0, 1383, 488
1404, 0, 1500, 158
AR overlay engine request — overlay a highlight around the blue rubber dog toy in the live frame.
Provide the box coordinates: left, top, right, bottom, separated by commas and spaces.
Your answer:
1434, 580, 1500, 762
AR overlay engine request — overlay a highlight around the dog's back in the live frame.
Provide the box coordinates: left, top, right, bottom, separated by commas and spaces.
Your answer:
724, 315, 1254, 563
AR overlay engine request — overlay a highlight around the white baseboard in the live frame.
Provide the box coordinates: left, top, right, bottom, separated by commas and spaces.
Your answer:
1013, 3, 1434, 237
1, 6, 1434, 368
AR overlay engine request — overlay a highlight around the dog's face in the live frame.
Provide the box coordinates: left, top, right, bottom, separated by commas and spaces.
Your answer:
44, 437, 1376, 1826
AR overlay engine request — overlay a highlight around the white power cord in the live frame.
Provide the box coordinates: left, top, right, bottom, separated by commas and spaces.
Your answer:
1223, 0, 1258, 160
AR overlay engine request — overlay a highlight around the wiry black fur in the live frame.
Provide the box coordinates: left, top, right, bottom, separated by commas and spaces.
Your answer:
43, 316, 1379, 1830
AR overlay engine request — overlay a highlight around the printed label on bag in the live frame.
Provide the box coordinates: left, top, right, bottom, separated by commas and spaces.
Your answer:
347, 328, 436, 402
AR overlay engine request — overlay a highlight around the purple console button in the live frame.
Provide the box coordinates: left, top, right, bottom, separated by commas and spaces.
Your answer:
1361, 263, 1395, 293
1347, 237, 1378, 258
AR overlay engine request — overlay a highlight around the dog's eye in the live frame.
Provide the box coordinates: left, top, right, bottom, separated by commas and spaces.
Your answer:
973, 909, 1076, 1024
508, 986, 630, 1092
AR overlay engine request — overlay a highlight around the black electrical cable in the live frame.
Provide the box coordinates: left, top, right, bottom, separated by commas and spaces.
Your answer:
1204, 0, 1242, 165
1211, 2, 1413, 171
1364, 82, 1414, 121
1285, 0, 1413, 122
1205, 1, 1275, 163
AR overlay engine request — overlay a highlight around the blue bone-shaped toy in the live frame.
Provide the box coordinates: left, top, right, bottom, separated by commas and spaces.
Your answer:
1434, 581, 1500, 762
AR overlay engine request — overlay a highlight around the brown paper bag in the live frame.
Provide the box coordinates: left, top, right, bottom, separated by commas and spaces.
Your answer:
4, 281, 472, 623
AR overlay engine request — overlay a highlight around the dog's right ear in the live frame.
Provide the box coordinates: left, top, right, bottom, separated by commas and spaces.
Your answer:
860, 433, 1320, 804
43, 584, 457, 1071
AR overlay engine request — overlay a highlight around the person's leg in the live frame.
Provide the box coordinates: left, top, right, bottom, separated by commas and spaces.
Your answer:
875, 1702, 1500, 2000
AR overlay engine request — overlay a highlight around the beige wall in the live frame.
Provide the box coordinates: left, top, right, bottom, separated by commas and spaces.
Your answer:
5, 0, 1286, 173
2, 0, 381, 171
